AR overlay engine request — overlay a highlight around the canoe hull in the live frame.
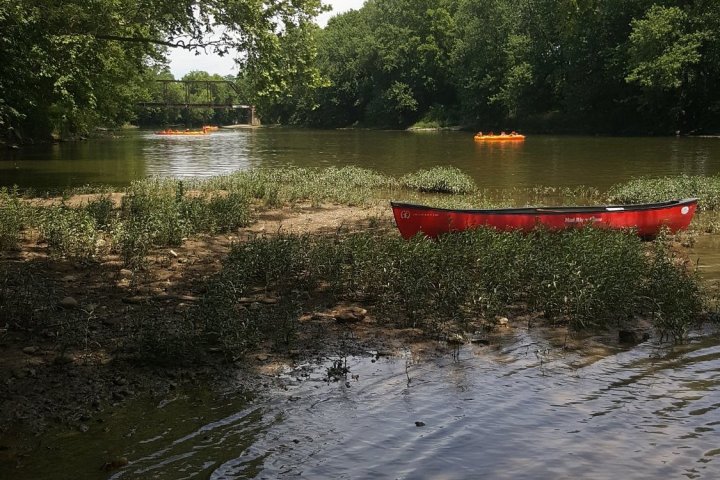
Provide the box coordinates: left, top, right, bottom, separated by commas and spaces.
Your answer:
391, 199, 698, 239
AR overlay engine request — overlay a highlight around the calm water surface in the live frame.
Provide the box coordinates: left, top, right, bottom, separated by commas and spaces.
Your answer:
2, 130, 720, 479
2, 129, 720, 191
6, 332, 720, 480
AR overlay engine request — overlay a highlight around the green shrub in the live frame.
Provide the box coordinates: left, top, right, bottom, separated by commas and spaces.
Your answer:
84, 194, 116, 229
194, 226, 705, 357
200, 166, 398, 207
184, 192, 252, 234
122, 178, 188, 246
131, 307, 202, 366
643, 239, 703, 342
607, 175, 720, 211
114, 219, 153, 269
401, 166, 477, 194
118, 179, 253, 263
38, 205, 99, 261
0, 263, 58, 333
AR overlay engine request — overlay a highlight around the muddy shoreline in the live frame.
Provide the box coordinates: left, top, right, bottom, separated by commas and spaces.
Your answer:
0, 197, 681, 454
0, 202, 417, 437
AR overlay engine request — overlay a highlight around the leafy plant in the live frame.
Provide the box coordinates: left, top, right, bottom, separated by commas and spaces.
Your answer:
38, 205, 99, 262
0, 187, 27, 251
607, 175, 720, 212
401, 167, 477, 194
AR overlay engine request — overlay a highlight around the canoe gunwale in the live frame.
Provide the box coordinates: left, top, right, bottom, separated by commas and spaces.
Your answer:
390, 198, 698, 216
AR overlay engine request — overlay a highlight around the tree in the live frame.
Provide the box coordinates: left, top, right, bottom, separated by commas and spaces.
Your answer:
451, 0, 524, 127
240, 20, 327, 125
295, 0, 457, 128
626, 4, 710, 132
0, 0, 325, 142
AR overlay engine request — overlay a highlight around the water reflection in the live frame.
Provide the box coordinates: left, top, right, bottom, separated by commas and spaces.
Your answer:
3, 130, 720, 191
97, 332, 720, 480
3, 330, 719, 479
141, 131, 255, 179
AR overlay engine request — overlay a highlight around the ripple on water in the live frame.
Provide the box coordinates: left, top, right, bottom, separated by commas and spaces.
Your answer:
13, 333, 718, 480
219, 336, 720, 480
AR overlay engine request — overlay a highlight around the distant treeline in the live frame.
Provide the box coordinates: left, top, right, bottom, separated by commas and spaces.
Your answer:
2, 0, 719, 144
257, 0, 720, 134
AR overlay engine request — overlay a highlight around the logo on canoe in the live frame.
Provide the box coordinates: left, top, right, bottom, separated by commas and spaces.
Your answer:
564, 216, 599, 224
400, 210, 411, 219
681, 206, 690, 215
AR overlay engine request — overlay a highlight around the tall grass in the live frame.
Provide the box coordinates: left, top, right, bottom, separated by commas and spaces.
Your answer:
0, 263, 85, 352
4, 168, 720, 271
607, 175, 720, 211
115, 178, 252, 266
400, 166, 477, 194
0, 188, 27, 251
2, 168, 715, 365
201, 166, 399, 206
38, 205, 100, 262
191, 227, 706, 359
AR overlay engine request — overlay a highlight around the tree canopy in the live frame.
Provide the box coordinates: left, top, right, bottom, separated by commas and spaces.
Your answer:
0, 0, 324, 142
3, 0, 719, 141
269, 0, 720, 134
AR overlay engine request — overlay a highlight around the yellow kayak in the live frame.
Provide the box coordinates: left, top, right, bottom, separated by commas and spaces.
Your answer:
155, 129, 211, 136
474, 132, 525, 142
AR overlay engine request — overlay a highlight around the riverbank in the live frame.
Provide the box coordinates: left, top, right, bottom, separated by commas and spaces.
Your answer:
1, 167, 718, 444
0, 202, 397, 432
6, 198, 540, 466
0, 200, 674, 435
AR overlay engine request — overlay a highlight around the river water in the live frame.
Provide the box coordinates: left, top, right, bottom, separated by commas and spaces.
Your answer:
9, 332, 720, 480
2, 129, 720, 191
2, 129, 720, 479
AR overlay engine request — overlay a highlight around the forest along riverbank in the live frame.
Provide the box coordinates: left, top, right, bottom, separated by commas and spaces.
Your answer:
1, 166, 720, 473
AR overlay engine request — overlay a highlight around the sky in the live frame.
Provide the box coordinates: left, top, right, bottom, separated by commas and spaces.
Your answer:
168, 0, 366, 78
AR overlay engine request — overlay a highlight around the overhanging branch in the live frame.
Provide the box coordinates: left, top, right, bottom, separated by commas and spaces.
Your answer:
94, 34, 228, 50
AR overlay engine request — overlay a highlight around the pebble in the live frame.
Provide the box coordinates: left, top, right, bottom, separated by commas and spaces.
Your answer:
60, 296, 79, 309
22, 346, 39, 355
176, 294, 200, 302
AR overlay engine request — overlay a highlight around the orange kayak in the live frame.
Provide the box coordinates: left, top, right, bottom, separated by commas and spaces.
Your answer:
154, 129, 210, 136
474, 133, 525, 142
202, 125, 220, 131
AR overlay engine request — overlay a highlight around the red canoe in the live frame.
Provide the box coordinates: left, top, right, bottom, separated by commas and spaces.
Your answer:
391, 199, 698, 239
